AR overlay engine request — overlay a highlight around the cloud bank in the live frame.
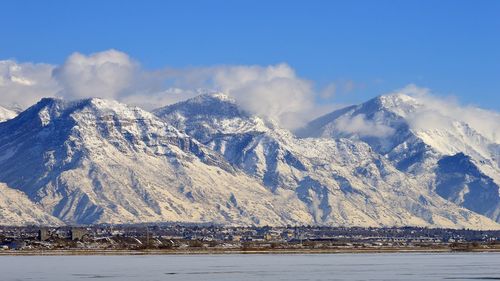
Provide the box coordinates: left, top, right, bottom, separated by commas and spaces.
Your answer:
53, 50, 136, 100
0, 60, 59, 109
391, 84, 500, 144
0, 50, 318, 129
333, 114, 396, 138
1, 50, 499, 134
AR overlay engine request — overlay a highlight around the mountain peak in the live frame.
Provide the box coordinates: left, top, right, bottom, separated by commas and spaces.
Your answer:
359, 93, 424, 117
1, 94, 499, 228
0, 96, 315, 226
299, 92, 500, 224
31, 97, 146, 117
378, 93, 418, 105
154, 93, 247, 122
384, 91, 421, 105
154, 92, 275, 141
188, 92, 235, 104
154, 93, 241, 116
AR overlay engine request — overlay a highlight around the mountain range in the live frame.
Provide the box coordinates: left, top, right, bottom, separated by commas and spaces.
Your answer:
0, 93, 499, 229
297, 94, 500, 222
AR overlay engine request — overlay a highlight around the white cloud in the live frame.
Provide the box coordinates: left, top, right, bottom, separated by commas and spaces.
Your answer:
407, 109, 453, 132
2, 50, 498, 135
333, 114, 395, 138
120, 88, 204, 111
392, 84, 500, 144
0, 50, 189, 110
128, 63, 316, 129
210, 64, 314, 129
53, 49, 136, 100
0, 60, 60, 108
393, 83, 429, 97
1, 50, 317, 129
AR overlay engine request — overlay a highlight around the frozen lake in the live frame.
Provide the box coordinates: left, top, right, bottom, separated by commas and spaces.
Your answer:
0, 253, 499, 280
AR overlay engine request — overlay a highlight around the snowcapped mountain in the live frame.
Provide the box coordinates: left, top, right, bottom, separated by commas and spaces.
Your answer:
155, 93, 499, 229
0, 105, 17, 122
298, 93, 500, 222
0, 97, 314, 225
0, 183, 62, 225
0, 93, 499, 228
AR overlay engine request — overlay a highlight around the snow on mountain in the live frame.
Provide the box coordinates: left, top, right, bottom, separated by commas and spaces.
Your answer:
298, 93, 500, 222
435, 153, 500, 221
0, 97, 313, 225
0, 105, 17, 122
155, 93, 500, 229
0, 93, 498, 229
0, 183, 62, 225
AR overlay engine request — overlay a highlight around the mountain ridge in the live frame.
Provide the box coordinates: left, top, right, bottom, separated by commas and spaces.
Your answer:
154, 93, 500, 229
0, 97, 314, 225
299, 93, 500, 223
0, 94, 498, 229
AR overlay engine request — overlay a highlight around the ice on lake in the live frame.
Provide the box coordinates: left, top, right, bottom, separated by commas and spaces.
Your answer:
1, 253, 499, 281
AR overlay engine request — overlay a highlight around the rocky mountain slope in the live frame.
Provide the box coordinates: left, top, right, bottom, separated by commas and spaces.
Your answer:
0, 94, 498, 228
154, 94, 499, 229
0, 183, 62, 225
0, 97, 312, 225
298, 93, 500, 222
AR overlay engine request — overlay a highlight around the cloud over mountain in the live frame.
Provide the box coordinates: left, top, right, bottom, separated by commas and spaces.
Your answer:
0, 60, 59, 108
333, 114, 396, 138
390, 84, 500, 144
1, 50, 499, 132
53, 50, 136, 100
0, 50, 317, 128
193, 64, 314, 129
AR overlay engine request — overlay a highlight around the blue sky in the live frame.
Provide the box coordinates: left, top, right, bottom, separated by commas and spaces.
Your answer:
1, 0, 499, 110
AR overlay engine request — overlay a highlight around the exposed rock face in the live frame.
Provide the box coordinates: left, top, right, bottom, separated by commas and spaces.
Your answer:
299, 93, 500, 222
0, 183, 62, 225
0, 94, 498, 229
0, 98, 310, 225
154, 94, 499, 229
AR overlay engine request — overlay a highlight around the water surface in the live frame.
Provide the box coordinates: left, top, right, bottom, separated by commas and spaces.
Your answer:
1, 253, 499, 280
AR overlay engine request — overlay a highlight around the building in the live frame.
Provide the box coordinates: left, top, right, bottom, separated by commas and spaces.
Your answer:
71, 227, 88, 241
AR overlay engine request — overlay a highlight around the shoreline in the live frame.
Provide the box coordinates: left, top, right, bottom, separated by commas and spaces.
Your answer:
2, 247, 500, 256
